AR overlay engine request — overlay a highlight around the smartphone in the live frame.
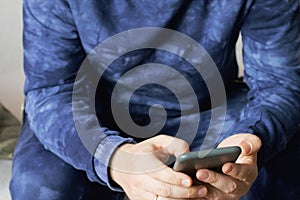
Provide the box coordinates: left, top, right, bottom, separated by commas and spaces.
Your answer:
173, 146, 241, 176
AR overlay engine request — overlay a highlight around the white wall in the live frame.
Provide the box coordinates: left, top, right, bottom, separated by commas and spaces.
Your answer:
0, 0, 25, 121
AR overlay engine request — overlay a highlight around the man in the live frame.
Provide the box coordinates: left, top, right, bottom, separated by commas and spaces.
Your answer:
10, 0, 300, 199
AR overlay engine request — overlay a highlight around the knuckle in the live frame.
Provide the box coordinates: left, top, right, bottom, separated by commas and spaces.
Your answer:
172, 139, 188, 152
185, 188, 196, 198
206, 191, 218, 200
181, 140, 189, 149
243, 168, 254, 182
224, 181, 238, 194
156, 187, 165, 196
208, 172, 217, 184
157, 186, 172, 197
157, 134, 167, 140
209, 196, 219, 200
167, 174, 179, 184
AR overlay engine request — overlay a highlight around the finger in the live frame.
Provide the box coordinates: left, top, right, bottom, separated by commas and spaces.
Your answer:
196, 169, 239, 194
236, 141, 258, 165
125, 191, 158, 200
247, 134, 262, 156
146, 177, 207, 198
239, 135, 261, 156
150, 167, 193, 187
203, 184, 230, 200
149, 135, 190, 157
158, 196, 206, 200
222, 162, 258, 183
217, 134, 261, 159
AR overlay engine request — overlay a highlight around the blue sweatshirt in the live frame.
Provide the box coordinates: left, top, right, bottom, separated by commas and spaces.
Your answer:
23, 0, 300, 193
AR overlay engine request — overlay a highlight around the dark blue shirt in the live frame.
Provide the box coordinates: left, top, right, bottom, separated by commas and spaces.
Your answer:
23, 0, 300, 195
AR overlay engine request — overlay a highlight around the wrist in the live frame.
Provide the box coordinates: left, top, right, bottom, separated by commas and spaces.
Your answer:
109, 143, 135, 184
93, 135, 136, 191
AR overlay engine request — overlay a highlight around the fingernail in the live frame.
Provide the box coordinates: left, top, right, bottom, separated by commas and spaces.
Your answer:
181, 179, 191, 187
198, 186, 206, 196
197, 170, 209, 180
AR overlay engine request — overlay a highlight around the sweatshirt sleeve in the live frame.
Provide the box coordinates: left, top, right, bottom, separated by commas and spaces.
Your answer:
220, 0, 300, 166
23, 0, 134, 190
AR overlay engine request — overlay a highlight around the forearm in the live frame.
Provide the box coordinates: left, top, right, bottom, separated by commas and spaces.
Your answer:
225, 0, 300, 165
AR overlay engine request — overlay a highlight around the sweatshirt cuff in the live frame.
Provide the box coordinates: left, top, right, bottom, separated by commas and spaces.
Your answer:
93, 134, 135, 192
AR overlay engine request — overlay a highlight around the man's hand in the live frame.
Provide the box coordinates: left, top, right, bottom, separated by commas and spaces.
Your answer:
110, 135, 208, 200
196, 134, 262, 200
